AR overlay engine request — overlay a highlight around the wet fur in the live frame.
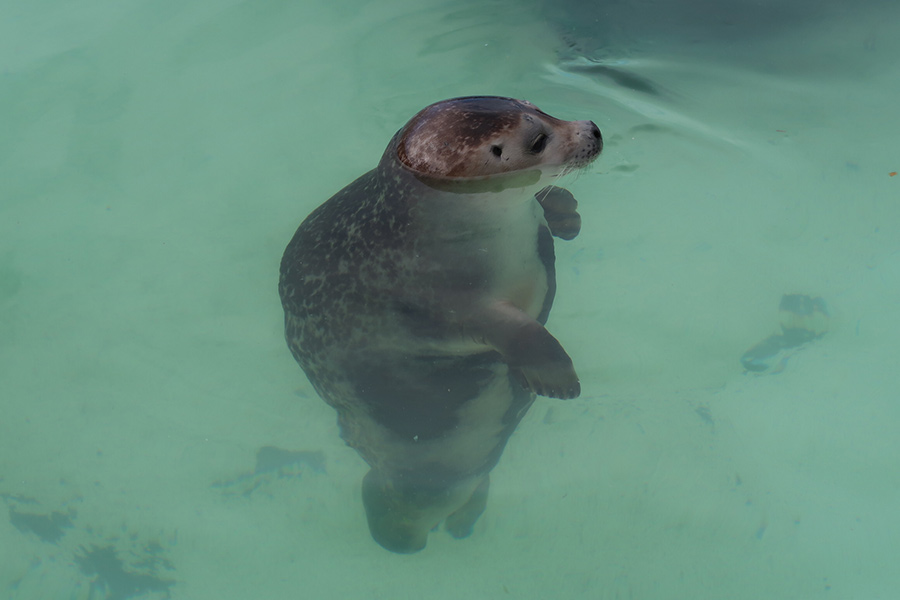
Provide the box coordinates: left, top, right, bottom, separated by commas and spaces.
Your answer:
279, 97, 601, 553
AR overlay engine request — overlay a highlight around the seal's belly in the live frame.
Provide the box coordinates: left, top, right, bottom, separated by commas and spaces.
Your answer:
346, 359, 528, 475
420, 196, 550, 322
490, 243, 548, 318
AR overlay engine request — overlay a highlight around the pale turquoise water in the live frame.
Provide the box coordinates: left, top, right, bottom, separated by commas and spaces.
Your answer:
2, 0, 899, 598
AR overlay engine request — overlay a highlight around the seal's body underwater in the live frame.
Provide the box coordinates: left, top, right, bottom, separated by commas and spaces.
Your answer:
279, 96, 601, 553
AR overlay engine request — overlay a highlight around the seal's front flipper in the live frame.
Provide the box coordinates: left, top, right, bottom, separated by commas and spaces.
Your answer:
536, 186, 581, 240
511, 349, 581, 400
445, 475, 490, 539
468, 301, 580, 399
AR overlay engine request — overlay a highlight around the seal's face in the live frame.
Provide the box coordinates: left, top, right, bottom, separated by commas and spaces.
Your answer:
396, 96, 602, 179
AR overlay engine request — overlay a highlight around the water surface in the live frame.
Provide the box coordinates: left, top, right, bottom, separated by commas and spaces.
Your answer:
2, 0, 898, 598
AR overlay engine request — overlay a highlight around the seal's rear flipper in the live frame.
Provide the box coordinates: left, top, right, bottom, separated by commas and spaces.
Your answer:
445, 475, 490, 539
361, 469, 431, 554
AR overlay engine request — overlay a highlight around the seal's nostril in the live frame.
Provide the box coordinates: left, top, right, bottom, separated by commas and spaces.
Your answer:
589, 122, 601, 140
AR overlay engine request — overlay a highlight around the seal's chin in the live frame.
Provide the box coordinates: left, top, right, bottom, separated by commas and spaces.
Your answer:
408, 161, 596, 195
564, 157, 598, 171
410, 168, 544, 194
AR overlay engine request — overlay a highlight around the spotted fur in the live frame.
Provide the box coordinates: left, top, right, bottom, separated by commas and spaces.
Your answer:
279, 96, 601, 553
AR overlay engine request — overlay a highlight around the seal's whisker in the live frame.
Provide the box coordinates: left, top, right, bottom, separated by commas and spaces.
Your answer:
536, 185, 554, 203
554, 165, 574, 182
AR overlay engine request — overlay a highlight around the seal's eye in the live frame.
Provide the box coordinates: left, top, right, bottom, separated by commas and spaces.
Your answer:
491, 145, 503, 158
530, 134, 548, 154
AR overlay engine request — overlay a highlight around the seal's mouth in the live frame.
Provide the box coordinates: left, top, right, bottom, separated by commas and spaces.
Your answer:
557, 120, 603, 172
566, 153, 601, 171
568, 122, 603, 169
544, 154, 599, 182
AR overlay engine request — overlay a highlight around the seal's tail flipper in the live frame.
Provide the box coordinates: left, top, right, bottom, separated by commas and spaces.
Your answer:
361, 469, 432, 554
445, 475, 490, 539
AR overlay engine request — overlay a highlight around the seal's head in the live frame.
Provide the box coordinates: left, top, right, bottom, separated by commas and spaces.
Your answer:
395, 96, 602, 182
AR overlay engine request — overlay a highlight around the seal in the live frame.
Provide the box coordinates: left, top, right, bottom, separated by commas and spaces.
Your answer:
279, 96, 602, 553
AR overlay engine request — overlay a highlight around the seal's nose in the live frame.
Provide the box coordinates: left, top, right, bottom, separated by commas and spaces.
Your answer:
585, 120, 602, 153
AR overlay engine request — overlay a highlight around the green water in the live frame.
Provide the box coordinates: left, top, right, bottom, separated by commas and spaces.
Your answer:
2, 0, 898, 598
